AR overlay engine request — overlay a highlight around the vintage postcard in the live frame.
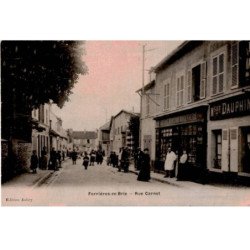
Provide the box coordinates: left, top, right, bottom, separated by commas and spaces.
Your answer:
1, 40, 250, 206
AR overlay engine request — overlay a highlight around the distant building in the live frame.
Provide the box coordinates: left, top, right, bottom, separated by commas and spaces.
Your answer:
72, 130, 98, 154
109, 110, 139, 154
98, 120, 111, 156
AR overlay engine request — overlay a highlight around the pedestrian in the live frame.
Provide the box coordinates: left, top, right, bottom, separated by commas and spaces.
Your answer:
90, 150, 96, 166
62, 151, 65, 161
71, 149, 77, 165
135, 147, 143, 171
113, 152, 118, 168
49, 147, 58, 170
118, 148, 123, 172
137, 148, 151, 182
82, 152, 90, 170
122, 147, 130, 173
40, 146, 48, 170
164, 147, 177, 178
30, 150, 39, 174
177, 150, 188, 181
57, 150, 62, 168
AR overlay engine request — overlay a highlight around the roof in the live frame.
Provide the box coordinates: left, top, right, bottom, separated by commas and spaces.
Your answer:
153, 41, 203, 72
136, 80, 155, 93
100, 121, 111, 131
113, 109, 139, 119
72, 131, 97, 139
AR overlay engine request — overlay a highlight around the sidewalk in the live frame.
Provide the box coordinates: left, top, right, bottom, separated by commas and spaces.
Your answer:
2, 169, 54, 188
129, 164, 202, 188
2, 159, 70, 188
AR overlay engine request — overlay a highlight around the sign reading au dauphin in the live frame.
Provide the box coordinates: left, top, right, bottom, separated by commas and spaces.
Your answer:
210, 94, 250, 120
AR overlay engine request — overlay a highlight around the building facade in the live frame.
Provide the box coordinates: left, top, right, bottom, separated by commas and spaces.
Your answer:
140, 41, 250, 179
72, 131, 98, 154
98, 121, 111, 156
109, 110, 139, 154
32, 104, 51, 158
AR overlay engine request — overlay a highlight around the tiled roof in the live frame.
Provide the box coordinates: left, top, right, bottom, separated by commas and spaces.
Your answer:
100, 121, 111, 131
72, 131, 97, 139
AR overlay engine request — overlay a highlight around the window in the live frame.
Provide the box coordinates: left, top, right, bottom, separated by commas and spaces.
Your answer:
213, 130, 222, 169
239, 41, 250, 87
163, 82, 170, 110
177, 75, 184, 107
212, 53, 225, 95
187, 71, 192, 103
231, 42, 239, 87
38, 105, 44, 123
146, 94, 149, 115
46, 109, 48, 125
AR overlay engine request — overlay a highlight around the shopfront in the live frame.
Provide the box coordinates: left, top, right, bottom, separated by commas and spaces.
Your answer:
208, 93, 250, 176
154, 106, 208, 173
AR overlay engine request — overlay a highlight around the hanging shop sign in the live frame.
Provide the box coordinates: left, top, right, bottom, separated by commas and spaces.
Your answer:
210, 94, 250, 120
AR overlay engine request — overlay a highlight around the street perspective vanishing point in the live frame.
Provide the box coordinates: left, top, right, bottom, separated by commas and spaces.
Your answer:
1, 40, 250, 206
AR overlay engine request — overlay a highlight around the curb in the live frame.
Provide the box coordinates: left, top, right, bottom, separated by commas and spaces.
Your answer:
129, 169, 181, 187
32, 171, 54, 188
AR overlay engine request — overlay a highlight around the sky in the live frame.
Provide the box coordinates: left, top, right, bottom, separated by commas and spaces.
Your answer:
52, 41, 183, 131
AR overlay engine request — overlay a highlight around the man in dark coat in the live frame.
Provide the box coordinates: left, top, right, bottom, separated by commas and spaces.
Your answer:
121, 147, 130, 173
30, 150, 39, 174
49, 147, 57, 170
137, 148, 151, 182
71, 149, 77, 165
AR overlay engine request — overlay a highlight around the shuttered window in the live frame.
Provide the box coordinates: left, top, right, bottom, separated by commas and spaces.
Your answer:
231, 42, 239, 87
163, 82, 170, 110
177, 75, 184, 107
212, 53, 225, 95
146, 94, 149, 115
187, 70, 192, 103
200, 61, 207, 99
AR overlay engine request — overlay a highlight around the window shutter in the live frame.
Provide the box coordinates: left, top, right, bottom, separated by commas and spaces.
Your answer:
212, 57, 218, 95
163, 84, 166, 110
230, 128, 238, 172
166, 83, 170, 109
187, 71, 192, 103
177, 78, 180, 107
231, 43, 239, 87
221, 129, 229, 172
200, 61, 206, 99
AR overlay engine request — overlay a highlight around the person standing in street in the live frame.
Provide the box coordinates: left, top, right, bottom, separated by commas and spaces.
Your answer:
177, 150, 188, 181
57, 150, 62, 168
82, 152, 90, 170
30, 150, 39, 174
40, 146, 48, 170
71, 149, 77, 165
49, 147, 58, 170
135, 147, 143, 171
137, 148, 151, 182
164, 147, 177, 178
118, 148, 123, 172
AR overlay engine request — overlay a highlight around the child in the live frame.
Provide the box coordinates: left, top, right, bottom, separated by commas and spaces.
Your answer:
83, 152, 90, 170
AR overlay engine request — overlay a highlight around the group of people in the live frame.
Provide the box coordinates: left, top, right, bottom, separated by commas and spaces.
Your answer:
164, 147, 188, 180
69, 149, 105, 170
134, 146, 189, 182
108, 147, 131, 173
30, 147, 65, 174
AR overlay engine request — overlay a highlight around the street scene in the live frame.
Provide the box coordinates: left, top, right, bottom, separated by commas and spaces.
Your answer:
2, 157, 250, 206
1, 40, 250, 206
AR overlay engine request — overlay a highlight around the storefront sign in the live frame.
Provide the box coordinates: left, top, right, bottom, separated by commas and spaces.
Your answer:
157, 111, 205, 128
210, 94, 250, 120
